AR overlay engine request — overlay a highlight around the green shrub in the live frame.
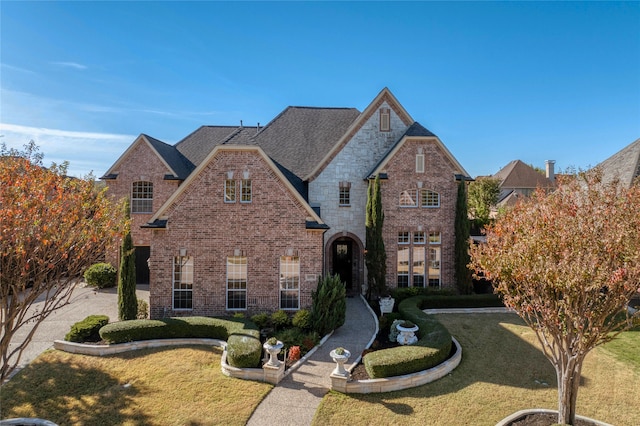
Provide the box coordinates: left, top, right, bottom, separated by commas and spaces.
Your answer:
292, 309, 311, 330
364, 296, 452, 378
310, 274, 346, 336
65, 315, 109, 343
251, 313, 271, 329
419, 293, 504, 309
227, 334, 262, 368
84, 263, 117, 289
136, 300, 149, 319
270, 310, 290, 330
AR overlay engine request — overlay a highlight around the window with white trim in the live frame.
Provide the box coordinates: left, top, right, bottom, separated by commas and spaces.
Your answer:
380, 108, 390, 132
398, 231, 410, 244
225, 179, 236, 203
412, 246, 425, 288
428, 232, 441, 287
421, 189, 440, 208
280, 255, 300, 310
339, 181, 351, 206
399, 189, 418, 207
241, 179, 252, 203
416, 154, 425, 173
397, 246, 409, 288
227, 256, 247, 310
173, 256, 193, 310
131, 181, 153, 213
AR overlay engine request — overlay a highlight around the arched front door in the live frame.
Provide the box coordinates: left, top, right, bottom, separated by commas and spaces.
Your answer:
326, 233, 364, 296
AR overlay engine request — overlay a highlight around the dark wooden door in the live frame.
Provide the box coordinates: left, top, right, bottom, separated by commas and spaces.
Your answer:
333, 241, 352, 290
134, 246, 150, 285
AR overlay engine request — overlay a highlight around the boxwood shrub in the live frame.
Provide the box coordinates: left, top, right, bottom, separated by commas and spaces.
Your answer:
364, 296, 453, 378
83, 263, 117, 288
99, 316, 262, 367
65, 315, 109, 343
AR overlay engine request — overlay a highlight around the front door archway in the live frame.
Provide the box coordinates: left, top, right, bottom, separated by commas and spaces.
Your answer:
325, 232, 364, 296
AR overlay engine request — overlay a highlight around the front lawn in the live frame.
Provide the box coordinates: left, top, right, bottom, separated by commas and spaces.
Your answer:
313, 313, 640, 426
0, 346, 272, 425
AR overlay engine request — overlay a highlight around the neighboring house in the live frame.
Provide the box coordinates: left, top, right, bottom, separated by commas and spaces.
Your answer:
102, 88, 470, 318
595, 138, 640, 188
491, 159, 555, 208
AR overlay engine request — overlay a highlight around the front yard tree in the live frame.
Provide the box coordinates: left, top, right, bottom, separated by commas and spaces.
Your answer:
0, 142, 125, 381
467, 177, 500, 229
118, 199, 137, 321
365, 174, 387, 300
470, 170, 640, 425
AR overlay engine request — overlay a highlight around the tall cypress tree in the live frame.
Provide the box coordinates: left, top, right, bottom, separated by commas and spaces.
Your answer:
118, 199, 138, 320
365, 174, 387, 300
455, 179, 473, 294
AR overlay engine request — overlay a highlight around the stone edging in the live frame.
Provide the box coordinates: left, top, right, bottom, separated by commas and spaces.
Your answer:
54, 338, 226, 356
331, 337, 462, 393
0, 419, 58, 426
495, 408, 614, 426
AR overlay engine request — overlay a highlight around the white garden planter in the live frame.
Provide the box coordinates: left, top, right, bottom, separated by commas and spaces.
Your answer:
263, 340, 284, 367
396, 323, 419, 345
329, 348, 351, 377
379, 297, 395, 314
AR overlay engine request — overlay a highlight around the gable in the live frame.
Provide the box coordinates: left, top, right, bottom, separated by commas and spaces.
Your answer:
148, 145, 324, 227
493, 160, 551, 189
305, 87, 414, 181
596, 138, 640, 188
102, 134, 182, 180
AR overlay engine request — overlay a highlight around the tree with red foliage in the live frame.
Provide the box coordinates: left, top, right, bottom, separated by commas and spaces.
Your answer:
1, 142, 125, 381
470, 170, 640, 425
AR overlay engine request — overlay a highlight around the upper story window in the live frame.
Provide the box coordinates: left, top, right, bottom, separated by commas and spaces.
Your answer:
398, 231, 410, 244
380, 108, 390, 132
339, 181, 351, 206
225, 179, 236, 203
416, 154, 425, 173
421, 189, 440, 208
241, 179, 252, 203
413, 231, 426, 244
399, 189, 418, 207
131, 181, 153, 213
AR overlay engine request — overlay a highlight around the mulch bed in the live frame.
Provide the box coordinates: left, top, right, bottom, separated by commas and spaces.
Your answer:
506, 412, 599, 426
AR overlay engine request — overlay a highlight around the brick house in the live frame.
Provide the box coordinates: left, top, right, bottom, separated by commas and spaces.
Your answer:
102, 88, 470, 318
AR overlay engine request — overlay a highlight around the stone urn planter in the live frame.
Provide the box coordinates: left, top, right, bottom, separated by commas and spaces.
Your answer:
396, 321, 419, 345
263, 338, 284, 367
379, 296, 395, 314
329, 347, 351, 377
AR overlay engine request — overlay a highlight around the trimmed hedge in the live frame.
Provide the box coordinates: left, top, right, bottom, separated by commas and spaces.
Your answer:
99, 316, 261, 368
419, 293, 504, 309
84, 263, 117, 289
364, 296, 452, 378
65, 315, 109, 343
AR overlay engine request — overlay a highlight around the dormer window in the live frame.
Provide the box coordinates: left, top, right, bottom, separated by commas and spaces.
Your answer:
380, 108, 390, 132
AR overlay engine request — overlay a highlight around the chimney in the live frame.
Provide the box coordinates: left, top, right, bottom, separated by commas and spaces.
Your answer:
256, 122, 260, 134
545, 160, 556, 184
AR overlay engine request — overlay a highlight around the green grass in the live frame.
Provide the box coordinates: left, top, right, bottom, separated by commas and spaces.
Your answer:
313, 313, 640, 426
600, 327, 640, 374
0, 346, 272, 425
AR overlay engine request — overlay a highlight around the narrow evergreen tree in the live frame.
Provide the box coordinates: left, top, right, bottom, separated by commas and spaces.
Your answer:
365, 174, 387, 300
455, 179, 473, 294
310, 274, 346, 336
118, 199, 137, 320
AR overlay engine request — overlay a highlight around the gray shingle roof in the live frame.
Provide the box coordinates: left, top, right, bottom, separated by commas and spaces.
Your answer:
596, 138, 640, 188
175, 126, 254, 167
143, 134, 193, 180
492, 160, 552, 190
252, 106, 361, 178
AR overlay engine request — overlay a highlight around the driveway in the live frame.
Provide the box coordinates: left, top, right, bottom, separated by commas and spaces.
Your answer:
6, 283, 149, 378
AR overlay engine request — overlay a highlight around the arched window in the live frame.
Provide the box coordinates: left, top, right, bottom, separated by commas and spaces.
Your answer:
421, 189, 440, 208
132, 181, 153, 213
399, 189, 418, 207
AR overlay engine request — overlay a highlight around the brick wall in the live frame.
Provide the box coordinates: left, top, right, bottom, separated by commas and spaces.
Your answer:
149, 148, 324, 318
380, 138, 459, 291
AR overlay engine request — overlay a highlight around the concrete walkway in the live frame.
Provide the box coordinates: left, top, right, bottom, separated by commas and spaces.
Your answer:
247, 296, 377, 426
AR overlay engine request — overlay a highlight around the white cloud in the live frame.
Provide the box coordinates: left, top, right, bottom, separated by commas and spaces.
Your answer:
0, 123, 135, 178
50, 61, 88, 70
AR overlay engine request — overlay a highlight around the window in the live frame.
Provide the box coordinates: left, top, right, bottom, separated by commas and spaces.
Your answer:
399, 189, 418, 207
413, 231, 425, 244
429, 232, 441, 287
173, 256, 193, 310
131, 181, 153, 213
398, 231, 410, 244
380, 108, 390, 132
416, 154, 425, 173
413, 246, 425, 288
225, 179, 236, 203
280, 256, 300, 310
241, 179, 252, 203
397, 246, 409, 287
339, 181, 351, 206
227, 256, 247, 310
421, 189, 440, 208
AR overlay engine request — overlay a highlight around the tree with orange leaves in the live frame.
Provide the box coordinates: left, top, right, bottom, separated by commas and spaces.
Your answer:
470, 170, 640, 425
0, 142, 125, 381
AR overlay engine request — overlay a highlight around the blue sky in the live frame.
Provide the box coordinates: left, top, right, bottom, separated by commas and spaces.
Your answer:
1, 1, 639, 178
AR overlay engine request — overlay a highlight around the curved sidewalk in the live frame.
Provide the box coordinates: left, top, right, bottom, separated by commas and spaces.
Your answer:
247, 296, 377, 426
